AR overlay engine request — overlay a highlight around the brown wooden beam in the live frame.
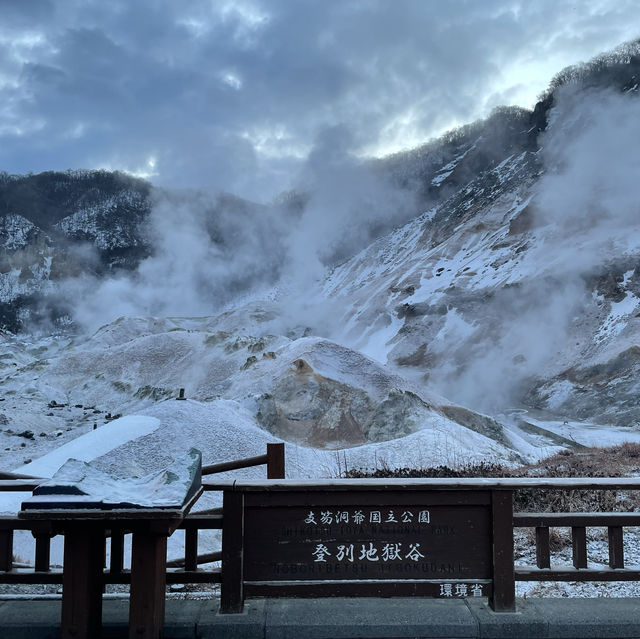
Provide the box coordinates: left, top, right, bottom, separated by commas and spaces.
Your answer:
571, 526, 588, 569
0, 529, 13, 572
129, 531, 168, 639
178, 514, 223, 528
166, 549, 222, 568
608, 526, 624, 569
515, 513, 640, 527
220, 490, 244, 613
0, 479, 42, 491
61, 525, 105, 639
0, 471, 45, 480
266, 443, 285, 479
516, 567, 640, 581
490, 490, 515, 612
202, 454, 267, 475
535, 526, 551, 569
34, 534, 51, 572
184, 528, 198, 572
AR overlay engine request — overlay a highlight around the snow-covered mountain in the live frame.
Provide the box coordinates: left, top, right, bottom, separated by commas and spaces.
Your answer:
2, 41, 640, 482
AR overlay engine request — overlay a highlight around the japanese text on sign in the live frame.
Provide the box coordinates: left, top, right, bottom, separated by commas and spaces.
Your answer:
304, 509, 430, 525
312, 541, 425, 563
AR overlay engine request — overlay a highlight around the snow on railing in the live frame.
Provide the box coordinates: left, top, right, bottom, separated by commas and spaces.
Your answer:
3, 465, 640, 633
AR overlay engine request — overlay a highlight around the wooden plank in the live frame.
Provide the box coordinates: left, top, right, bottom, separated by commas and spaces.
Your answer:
202, 477, 640, 491
535, 527, 550, 569
178, 514, 223, 529
202, 454, 267, 475
514, 513, 640, 527
0, 570, 64, 584
608, 526, 624, 569
185, 528, 198, 572
243, 490, 491, 508
129, 531, 168, 639
267, 443, 285, 479
0, 471, 45, 480
20, 490, 201, 522
571, 527, 587, 569
0, 516, 39, 531
19, 507, 187, 520
0, 529, 13, 572
34, 534, 51, 572
243, 502, 492, 583
166, 569, 222, 584
490, 490, 515, 612
185, 507, 223, 517
104, 567, 223, 585
61, 525, 105, 639
103, 570, 131, 585
515, 567, 640, 581
220, 490, 244, 613
167, 550, 222, 568
0, 479, 42, 491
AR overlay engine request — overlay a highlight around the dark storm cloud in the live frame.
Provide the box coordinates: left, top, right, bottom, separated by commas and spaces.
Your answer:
0, 0, 638, 198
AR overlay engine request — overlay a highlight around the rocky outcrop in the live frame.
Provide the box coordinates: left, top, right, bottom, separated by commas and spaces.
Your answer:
525, 347, 640, 426
255, 356, 435, 448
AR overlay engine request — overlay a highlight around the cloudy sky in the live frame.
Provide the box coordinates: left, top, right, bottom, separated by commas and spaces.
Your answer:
1, 0, 638, 200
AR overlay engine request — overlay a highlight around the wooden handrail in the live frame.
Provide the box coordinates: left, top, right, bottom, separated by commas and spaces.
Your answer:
0, 471, 45, 480
0, 479, 43, 491
5, 470, 640, 619
514, 512, 640, 526
202, 442, 285, 476
166, 550, 222, 568
202, 453, 268, 475
202, 477, 640, 491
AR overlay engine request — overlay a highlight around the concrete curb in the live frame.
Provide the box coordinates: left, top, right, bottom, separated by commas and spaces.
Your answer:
1, 597, 640, 638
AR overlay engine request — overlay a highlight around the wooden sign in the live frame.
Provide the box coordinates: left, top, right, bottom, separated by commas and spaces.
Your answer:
241, 489, 493, 598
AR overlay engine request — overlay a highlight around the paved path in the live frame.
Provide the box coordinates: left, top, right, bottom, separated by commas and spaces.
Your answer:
1, 596, 640, 638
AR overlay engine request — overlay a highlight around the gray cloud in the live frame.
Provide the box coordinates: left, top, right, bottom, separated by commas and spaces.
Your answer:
0, 0, 638, 199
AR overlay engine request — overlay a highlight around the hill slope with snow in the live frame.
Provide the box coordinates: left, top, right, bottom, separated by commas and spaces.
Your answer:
2, 41, 640, 490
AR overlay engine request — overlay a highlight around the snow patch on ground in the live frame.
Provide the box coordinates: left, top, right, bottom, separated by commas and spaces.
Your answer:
595, 293, 639, 342
15, 415, 161, 478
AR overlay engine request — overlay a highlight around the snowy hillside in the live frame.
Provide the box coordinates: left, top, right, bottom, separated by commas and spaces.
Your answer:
2, 42, 640, 499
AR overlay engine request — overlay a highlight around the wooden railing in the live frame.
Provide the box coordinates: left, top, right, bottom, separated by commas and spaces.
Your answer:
513, 512, 640, 580
2, 468, 640, 631
0, 443, 285, 585
201, 477, 640, 613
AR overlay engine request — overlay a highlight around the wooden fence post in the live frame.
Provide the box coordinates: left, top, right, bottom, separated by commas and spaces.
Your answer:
266, 443, 285, 479
61, 524, 105, 639
129, 530, 168, 639
608, 526, 624, 569
572, 526, 588, 569
34, 533, 51, 572
185, 527, 198, 572
490, 490, 515, 611
221, 490, 245, 613
535, 526, 551, 569
0, 528, 13, 572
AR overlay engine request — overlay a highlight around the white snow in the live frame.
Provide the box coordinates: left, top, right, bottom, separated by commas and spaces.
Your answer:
543, 380, 576, 411
524, 417, 640, 449
25, 448, 200, 509
16, 415, 161, 478
595, 292, 639, 342
357, 313, 403, 363
431, 169, 454, 186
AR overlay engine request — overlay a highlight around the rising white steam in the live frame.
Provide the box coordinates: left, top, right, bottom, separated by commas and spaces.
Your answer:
64, 128, 415, 333
431, 87, 640, 413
